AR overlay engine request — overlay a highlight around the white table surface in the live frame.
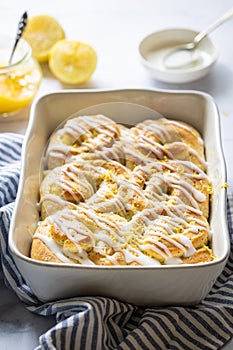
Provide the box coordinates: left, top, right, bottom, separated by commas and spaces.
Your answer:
0, 0, 233, 349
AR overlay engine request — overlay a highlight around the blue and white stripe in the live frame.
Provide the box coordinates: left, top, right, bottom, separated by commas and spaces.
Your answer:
0, 133, 233, 350
0, 133, 22, 207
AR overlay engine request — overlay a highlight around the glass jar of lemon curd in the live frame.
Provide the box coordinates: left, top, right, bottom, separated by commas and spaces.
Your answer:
0, 36, 42, 118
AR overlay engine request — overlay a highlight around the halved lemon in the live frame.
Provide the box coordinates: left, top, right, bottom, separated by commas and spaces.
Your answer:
48, 40, 97, 84
23, 14, 65, 62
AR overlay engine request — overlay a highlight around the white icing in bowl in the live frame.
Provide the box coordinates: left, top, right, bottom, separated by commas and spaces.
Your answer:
139, 28, 218, 83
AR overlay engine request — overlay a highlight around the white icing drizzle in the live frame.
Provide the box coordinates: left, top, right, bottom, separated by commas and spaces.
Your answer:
122, 246, 161, 265
139, 242, 170, 258
35, 116, 212, 266
47, 143, 69, 161
134, 120, 172, 143
64, 115, 119, 140
138, 136, 165, 159
52, 212, 95, 245
188, 147, 207, 167
41, 193, 73, 207
64, 248, 96, 265
143, 230, 195, 258
34, 232, 73, 263
165, 256, 183, 265
167, 120, 196, 133
173, 160, 208, 179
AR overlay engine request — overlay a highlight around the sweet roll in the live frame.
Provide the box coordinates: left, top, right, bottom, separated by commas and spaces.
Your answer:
31, 114, 214, 266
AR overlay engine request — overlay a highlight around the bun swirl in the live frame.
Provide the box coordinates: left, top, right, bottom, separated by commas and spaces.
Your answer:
46, 115, 124, 169
122, 119, 206, 171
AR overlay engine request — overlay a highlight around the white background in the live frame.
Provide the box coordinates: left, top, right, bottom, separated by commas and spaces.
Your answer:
0, 0, 233, 349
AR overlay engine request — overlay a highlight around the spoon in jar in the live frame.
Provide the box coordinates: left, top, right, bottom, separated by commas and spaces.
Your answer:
9, 11, 28, 64
164, 7, 233, 70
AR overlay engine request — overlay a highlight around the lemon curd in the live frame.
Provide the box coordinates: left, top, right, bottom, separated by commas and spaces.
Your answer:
0, 37, 42, 116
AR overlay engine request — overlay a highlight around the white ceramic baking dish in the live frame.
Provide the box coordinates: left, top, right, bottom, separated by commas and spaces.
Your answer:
9, 88, 230, 306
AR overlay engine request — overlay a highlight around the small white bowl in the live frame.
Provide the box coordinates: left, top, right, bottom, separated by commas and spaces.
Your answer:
139, 28, 218, 83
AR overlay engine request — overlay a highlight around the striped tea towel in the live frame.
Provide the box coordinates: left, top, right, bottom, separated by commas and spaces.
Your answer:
0, 132, 233, 350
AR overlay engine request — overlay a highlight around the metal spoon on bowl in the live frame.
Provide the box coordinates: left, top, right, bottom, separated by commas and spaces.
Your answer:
164, 7, 233, 70
9, 11, 28, 64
